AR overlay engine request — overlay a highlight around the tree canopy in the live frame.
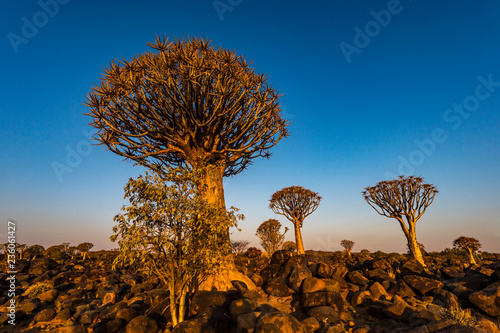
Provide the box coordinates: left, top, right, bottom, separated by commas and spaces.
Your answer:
85, 36, 289, 177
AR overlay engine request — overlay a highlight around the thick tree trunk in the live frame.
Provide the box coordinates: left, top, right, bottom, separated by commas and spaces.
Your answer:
197, 164, 235, 291
294, 219, 305, 255
406, 231, 426, 267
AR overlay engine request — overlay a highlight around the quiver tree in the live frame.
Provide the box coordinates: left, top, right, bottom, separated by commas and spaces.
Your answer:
269, 186, 322, 255
453, 236, 481, 264
85, 36, 288, 231
25, 244, 45, 260
256, 219, 288, 254
362, 175, 438, 267
231, 240, 250, 254
77, 242, 94, 261
282, 241, 297, 252
340, 240, 354, 258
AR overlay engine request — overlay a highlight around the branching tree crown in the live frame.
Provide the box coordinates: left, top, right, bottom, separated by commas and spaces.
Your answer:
362, 175, 438, 267
269, 186, 322, 255
340, 240, 354, 257
85, 36, 289, 177
453, 236, 481, 264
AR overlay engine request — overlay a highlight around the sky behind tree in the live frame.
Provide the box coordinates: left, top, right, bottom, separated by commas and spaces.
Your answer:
1, 0, 499, 253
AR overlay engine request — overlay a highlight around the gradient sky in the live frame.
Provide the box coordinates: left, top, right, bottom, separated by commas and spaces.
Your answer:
1, 0, 499, 253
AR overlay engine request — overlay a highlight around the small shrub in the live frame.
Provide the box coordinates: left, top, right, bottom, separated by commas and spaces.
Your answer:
439, 306, 476, 326
23, 282, 53, 298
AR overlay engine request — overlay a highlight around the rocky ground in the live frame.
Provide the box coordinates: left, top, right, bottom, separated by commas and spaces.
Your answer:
0, 250, 499, 332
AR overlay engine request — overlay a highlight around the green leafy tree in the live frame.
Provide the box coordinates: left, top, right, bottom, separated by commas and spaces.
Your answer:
362, 176, 438, 267
256, 219, 288, 254
111, 167, 242, 326
340, 239, 354, 258
269, 186, 322, 255
45, 243, 71, 263
453, 236, 481, 264
77, 242, 94, 261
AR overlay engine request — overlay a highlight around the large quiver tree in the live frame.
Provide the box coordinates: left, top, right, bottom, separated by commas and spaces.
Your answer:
269, 186, 322, 255
362, 175, 438, 267
85, 36, 289, 290
85, 35, 289, 211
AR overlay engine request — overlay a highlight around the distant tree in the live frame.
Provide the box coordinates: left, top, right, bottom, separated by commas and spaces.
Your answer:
255, 219, 288, 254
282, 241, 297, 252
340, 240, 354, 258
77, 242, 94, 261
45, 243, 71, 263
453, 236, 481, 264
362, 176, 438, 267
231, 240, 250, 254
68, 246, 78, 260
25, 244, 45, 260
111, 167, 241, 326
269, 186, 322, 255
85, 36, 289, 290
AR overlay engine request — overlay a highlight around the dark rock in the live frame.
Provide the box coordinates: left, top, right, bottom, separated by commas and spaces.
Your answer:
124, 315, 158, 333
370, 258, 392, 270
121, 274, 142, 286
350, 290, 372, 306
315, 262, 333, 278
34, 308, 57, 322
115, 308, 137, 323
442, 266, 465, 279
250, 273, 264, 287
93, 318, 127, 333
229, 298, 258, 320
254, 311, 305, 333
264, 278, 294, 297
18, 299, 40, 313
301, 316, 320, 333
301, 291, 344, 313
173, 306, 234, 333
302, 277, 327, 293
383, 296, 413, 321
403, 275, 444, 295
271, 250, 293, 265
389, 279, 417, 298
55, 308, 73, 321
369, 281, 390, 300
79, 310, 100, 324
29, 258, 58, 275
38, 288, 59, 302
366, 268, 395, 283
245, 247, 262, 258
308, 306, 340, 324
287, 264, 313, 292
236, 311, 260, 332
331, 265, 348, 278
468, 281, 500, 316
401, 260, 425, 275
189, 290, 234, 316
346, 271, 369, 286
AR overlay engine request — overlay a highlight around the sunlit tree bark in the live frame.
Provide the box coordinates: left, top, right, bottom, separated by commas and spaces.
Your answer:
362, 176, 438, 267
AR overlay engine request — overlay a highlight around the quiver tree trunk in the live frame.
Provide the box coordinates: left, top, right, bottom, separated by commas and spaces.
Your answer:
294, 219, 305, 255
467, 248, 476, 264
402, 221, 426, 268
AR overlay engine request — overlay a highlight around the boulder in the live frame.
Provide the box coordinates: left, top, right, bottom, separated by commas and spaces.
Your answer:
254, 311, 305, 333
468, 281, 500, 316
302, 277, 327, 293
315, 262, 333, 278
124, 315, 158, 333
271, 250, 293, 265
34, 308, 57, 322
383, 296, 413, 321
307, 306, 340, 325
346, 271, 369, 286
301, 316, 320, 333
189, 290, 234, 316
403, 275, 444, 295
93, 318, 127, 333
369, 282, 390, 300
173, 306, 234, 333
401, 260, 425, 275
264, 278, 294, 297
229, 298, 258, 320
236, 311, 260, 332
287, 265, 313, 292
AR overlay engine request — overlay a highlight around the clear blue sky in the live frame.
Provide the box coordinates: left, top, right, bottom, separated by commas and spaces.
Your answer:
1, 0, 499, 253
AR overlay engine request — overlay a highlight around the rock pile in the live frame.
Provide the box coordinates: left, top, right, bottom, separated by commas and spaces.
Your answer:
0, 251, 499, 332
